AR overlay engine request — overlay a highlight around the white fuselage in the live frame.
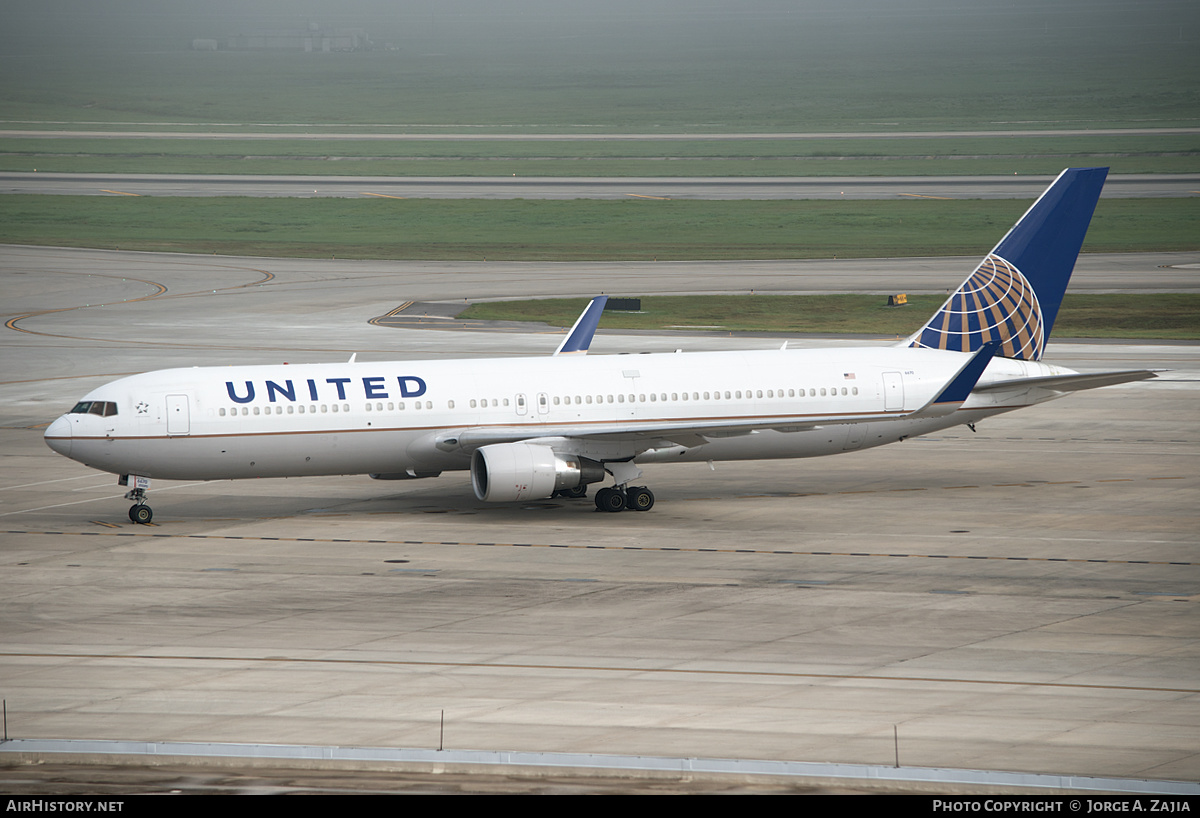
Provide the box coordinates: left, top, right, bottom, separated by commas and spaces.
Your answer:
43, 345, 1072, 485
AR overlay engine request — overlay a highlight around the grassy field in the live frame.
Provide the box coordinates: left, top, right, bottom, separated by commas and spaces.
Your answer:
1, 6, 1195, 129
2, 4, 1196, 132
2, 5, 1194, 177
3, 133, 1196, 177
460, 294, 1200, 340
0, 194, 1194, 261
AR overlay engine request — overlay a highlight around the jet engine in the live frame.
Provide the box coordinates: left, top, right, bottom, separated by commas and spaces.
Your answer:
471, 442, 604, 502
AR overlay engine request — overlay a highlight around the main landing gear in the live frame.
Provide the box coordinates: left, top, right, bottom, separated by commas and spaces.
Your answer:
594, 485, 655, 513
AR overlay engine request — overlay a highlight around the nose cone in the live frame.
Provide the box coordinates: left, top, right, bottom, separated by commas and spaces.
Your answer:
44, 415, 72, 457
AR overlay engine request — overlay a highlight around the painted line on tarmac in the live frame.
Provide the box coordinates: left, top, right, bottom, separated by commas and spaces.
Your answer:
4, 529, 1194, 566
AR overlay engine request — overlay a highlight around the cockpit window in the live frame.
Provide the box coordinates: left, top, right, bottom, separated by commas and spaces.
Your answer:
70, 401, 117, 417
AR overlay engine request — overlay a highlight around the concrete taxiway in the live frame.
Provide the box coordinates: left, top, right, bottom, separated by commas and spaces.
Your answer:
4, 172, 1198, 200
1, 246, 1197, 786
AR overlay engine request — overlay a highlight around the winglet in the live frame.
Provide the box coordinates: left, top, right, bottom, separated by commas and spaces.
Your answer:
914, 341, 1000, 417
554, 296, 608, 356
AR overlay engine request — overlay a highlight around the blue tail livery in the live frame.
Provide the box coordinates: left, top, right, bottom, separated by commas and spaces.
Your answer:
907, 167, 1108, 361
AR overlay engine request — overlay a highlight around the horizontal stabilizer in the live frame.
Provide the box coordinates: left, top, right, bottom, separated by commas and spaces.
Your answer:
974, 369, 1158, 394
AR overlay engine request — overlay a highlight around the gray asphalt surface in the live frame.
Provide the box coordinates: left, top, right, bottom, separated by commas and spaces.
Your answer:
4, 172, 1198, 199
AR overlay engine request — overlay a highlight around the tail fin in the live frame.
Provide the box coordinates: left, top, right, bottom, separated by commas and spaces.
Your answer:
906, 167, 1108, 361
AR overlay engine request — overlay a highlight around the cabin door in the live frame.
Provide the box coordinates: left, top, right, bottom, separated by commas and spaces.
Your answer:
882, 372, 905, 412
166, 394, 190, 436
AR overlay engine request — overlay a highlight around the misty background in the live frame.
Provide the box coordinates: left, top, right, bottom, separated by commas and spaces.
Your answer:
1, 1, 1196, 130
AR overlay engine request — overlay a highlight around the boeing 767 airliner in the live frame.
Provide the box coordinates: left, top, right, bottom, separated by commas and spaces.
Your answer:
44, 168, 1154, 522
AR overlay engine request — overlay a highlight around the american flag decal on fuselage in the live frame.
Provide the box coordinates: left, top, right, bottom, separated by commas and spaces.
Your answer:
909, 253, 1045, 361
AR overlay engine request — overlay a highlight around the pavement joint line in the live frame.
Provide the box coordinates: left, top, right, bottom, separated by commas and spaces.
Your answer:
4, 529, 1194, 566
1, 652, 1197, 695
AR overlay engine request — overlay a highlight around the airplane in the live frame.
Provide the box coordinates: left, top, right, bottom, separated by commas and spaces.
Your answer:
44, 167, 1156, 523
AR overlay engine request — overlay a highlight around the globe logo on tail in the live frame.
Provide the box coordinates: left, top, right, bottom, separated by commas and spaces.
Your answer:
910, 254, 1045, 361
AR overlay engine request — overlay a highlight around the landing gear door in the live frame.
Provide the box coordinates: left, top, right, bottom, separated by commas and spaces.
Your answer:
166, 394, 190, 436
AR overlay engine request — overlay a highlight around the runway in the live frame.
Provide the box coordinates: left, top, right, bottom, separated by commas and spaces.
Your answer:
4, 172, 1198, 200
1, 246, 1197, 788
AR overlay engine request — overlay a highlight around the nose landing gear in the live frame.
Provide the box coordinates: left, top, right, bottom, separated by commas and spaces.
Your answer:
120, 474, 153, 524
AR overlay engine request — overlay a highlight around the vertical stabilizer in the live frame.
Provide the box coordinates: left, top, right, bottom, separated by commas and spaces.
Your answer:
907, 167, 1108, 361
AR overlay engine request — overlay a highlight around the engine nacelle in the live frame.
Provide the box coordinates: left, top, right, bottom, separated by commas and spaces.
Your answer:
471, 443, 604, 502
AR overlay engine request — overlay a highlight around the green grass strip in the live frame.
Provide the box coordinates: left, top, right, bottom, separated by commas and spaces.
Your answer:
462, 294, 1200, 341
0, 195, 1195, 261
